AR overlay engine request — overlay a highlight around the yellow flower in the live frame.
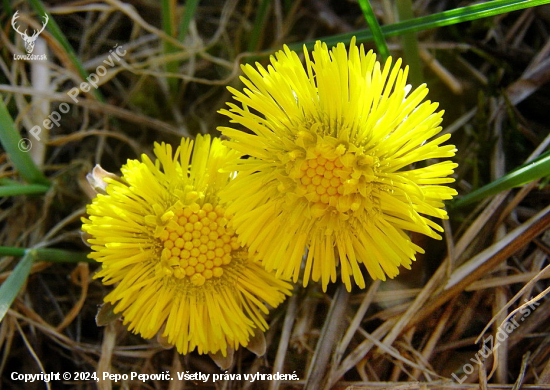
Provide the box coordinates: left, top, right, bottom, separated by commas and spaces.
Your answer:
218, 38, 458, 291
82, 135, 291, 356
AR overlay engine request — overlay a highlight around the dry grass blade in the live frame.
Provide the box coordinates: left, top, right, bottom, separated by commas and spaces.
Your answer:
446, 205, 550, 290
475, 262, 550, 343
54, 263, 89, 332
305, 285, 350, 389
337, 280, 381, 360
379, 260, 447, 352
411, 298, 456, 380
0, 85, 183, 136
329, 319, 396, 387
13, 319, 51, 390
512, 352, 530, 390
270, 294, 299, 390
538, 359, 550, 385
97, 322, 116, 390
414, 204, 550, 326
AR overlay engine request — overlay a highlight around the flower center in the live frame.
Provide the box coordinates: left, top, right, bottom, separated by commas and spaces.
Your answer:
285, 141, 379, 217
158, 203, 240, 286
294, 154, 351, 205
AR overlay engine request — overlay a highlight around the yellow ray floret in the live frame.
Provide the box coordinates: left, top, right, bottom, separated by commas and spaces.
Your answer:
218, 38, 458, 291
82, 135, 291, 356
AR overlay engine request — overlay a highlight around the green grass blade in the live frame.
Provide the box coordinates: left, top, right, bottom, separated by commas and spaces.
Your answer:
248, 0, 271, 53
161, 0, 175, 40
0, 252, 33, 323
162, 0, 180, 93
2, 0, 11, 15
0, 247, 92, 324
161, 2, 177, 57
0, 247, 25, 257
33, 248, 92, 263
357, 0, 390, 61
0, 246, 93, 263
451, 150, 550, 208
396, 0, 423, 87
0, 184, 49, 196
0, 99, 49, 186
178, 0, 200, 42
379, 0, 550, 38
286, 0, 550, 51
27, 0, 104, 102
0, 178, 18, 185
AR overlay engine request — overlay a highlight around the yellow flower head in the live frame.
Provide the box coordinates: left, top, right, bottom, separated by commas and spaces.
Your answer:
218, 38, 458, 291
82, 135, 291, 356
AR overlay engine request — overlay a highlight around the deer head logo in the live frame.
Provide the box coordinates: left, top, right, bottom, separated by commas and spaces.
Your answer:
11, 11, 49, 54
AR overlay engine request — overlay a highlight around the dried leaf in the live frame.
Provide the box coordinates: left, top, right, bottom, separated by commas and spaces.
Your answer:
95, 302, 122, 327
209, 348, 234, 370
